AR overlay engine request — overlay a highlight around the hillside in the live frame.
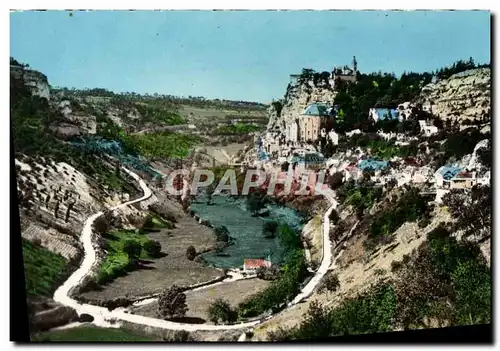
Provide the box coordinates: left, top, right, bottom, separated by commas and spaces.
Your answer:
416, 68, 491, 125
11, 59, 268, 336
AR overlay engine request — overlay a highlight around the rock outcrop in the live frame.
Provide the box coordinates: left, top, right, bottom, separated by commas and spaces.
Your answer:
10, 65, 50, 100
416, 68, 491, 123
267, 81, 336, 131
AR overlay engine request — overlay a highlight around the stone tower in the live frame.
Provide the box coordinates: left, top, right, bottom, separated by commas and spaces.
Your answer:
352, 56, 358, 73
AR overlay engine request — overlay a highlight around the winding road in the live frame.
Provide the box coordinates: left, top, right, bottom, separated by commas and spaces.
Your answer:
52, 167, 338, 333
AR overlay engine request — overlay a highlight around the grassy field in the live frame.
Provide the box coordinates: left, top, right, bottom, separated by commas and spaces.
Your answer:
97, 229, 158, 285
22, 239, 69, 297
31, 326, 155, 342
123, 131, 201, 159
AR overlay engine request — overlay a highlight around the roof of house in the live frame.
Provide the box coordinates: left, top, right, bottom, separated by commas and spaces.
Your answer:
453, 171, 475, 179
436, 166, 462, 180
302, 103, 330, 116
404, 157, 421, 166
358, 159, 389, 171
289, 153, 325, 165
244, 259, 271, 269
372, 108, 399, 121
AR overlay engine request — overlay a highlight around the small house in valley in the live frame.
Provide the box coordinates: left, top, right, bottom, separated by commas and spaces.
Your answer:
450, 171, 477, 189
434, 166, 462, 188
243, 258, 272, 273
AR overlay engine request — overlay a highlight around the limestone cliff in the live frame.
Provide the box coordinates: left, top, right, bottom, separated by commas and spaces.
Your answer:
416, 68, 491, 123
10, 65, 50, 100
267, 81, 337, 132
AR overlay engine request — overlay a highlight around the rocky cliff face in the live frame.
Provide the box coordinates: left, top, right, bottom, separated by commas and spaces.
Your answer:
10, 65, 50, 100
267, 81, 337, 131
416, 68, 491, 123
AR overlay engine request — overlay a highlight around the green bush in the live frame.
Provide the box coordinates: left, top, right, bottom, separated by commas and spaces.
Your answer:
143, 240, 162, 258
186, 246, 196, 261
207, 298, 237, 325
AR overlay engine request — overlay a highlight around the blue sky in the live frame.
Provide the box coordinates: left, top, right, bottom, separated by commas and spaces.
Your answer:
10, 10, 490, 103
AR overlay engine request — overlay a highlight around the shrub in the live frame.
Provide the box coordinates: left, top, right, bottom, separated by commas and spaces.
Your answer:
390, 260, 403, 272
143, 240, 162, 258
214, 226, 230, 242
262, 220, 278, 238
318, 271, 340, 293
418, 217, 431, 228
329, 209, 340, 224
157, 285, 188, 320
207, 298, 236, 325
186, 245, 196, 261
123, 240, 142, 265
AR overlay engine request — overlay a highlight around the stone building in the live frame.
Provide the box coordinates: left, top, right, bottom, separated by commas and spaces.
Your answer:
298, 102, 335, 142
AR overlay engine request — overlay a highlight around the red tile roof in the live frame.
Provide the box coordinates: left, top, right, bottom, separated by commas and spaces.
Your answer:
454, 171, 474, 179
244, 259, 271, 269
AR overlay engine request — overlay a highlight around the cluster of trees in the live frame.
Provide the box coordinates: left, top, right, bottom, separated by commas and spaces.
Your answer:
237, 248, 307, 318
369, 187, 432, 245
121, 131, 201, 160
336, 133, 419, 160
214, 123, 261, 136
297, 68, 331, 87
236, 224, 306, 318
435, 57, 488, 80
331, 71, 432, 130
442, 185, 491, 241
336, 179, 384, 218
440, 127, 489, 161
268, 224, 491, 340
53, 86, 266, 112
246, 191, 268, 216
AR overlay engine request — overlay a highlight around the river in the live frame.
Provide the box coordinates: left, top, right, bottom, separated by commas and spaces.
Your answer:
189, 194, 305, 269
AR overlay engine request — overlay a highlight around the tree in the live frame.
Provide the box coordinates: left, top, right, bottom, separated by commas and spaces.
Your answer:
123, 240, 142, 265
328, 209, 340, 225
157, 285, 188, 319
477, 146, 492, 168
263, 220, 279, 238
214, 225, 230, 242
207, 298, 236, 325
93, 211, 113, 235
318, 271, 340, 293
186, 245, 197, 260
246, 191, 265, 216
442, 186, 491, 240
328, 172, 344, 190
294, 301, 332, 339
143, 240, 162, 258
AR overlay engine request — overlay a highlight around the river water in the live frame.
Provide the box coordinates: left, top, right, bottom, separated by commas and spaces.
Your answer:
189, 195, 305, 269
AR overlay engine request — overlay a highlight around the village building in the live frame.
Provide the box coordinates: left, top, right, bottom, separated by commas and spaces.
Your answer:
285, 119, 299, 143
298, 103, 335, 142
434, 165, 462, 189
243, 258, 272, 273
358, 159, 389, 175
450, 171, 477, 189
289, 152, 326, 172
330, 56, 358, 88
346, 129, 362, 137
397, 101, 413, 120
418, 120, 439, 137
369, 108, 401, 123
477, 171, 491, 186
344, 162, 362, 181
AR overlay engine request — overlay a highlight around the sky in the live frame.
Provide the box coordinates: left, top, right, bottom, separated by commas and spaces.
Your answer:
10, 10, 491, 103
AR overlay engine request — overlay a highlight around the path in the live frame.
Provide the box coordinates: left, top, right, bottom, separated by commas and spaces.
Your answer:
52, 167, 338, 333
